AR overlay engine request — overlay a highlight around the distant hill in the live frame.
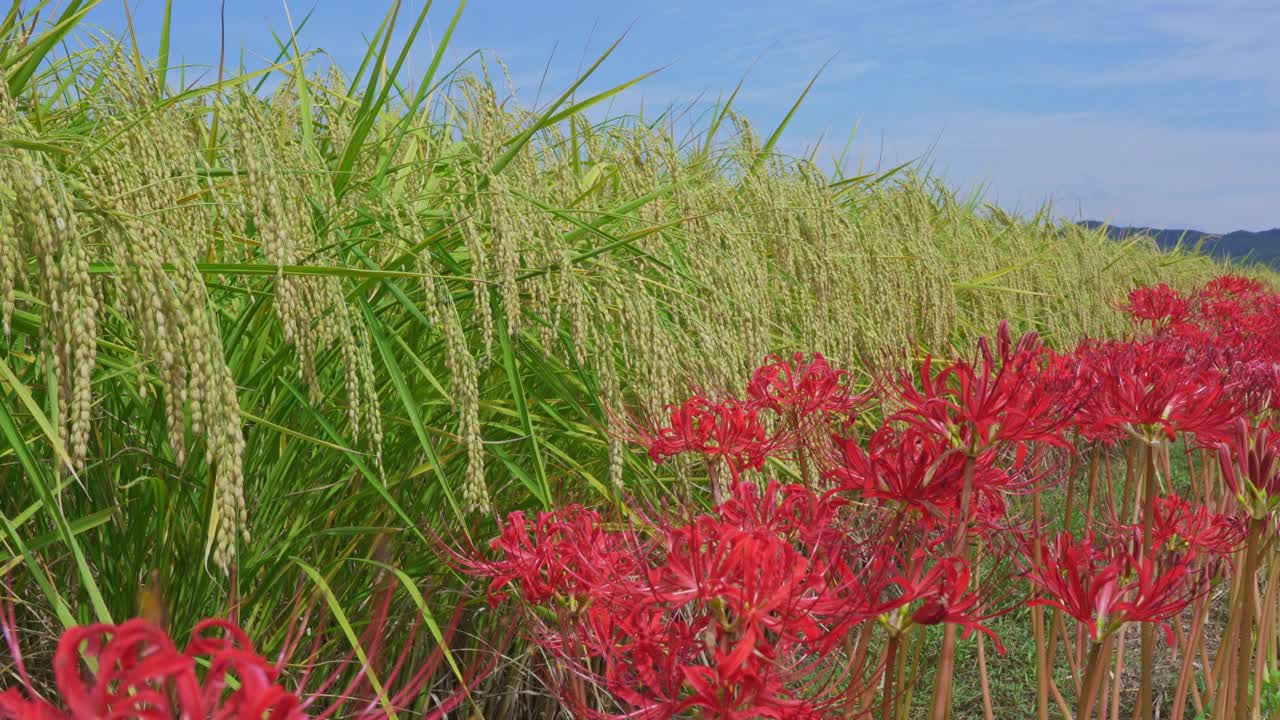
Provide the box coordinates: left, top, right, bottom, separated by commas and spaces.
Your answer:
1079, 221, 1280, 269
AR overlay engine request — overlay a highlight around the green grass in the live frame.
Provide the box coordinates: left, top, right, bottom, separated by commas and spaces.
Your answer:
0, 0, 1272, 712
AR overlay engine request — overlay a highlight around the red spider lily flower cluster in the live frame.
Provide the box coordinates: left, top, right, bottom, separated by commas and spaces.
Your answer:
746, 352, 862, 419
1124, 283, 1191, 329
454, 504, 649, 606
1072, 337, 1238, 444
1124, 274, 1280, 369
1109, 275, 1280, 437
1145, 494, 1247, 557
636, 353, 869, 483
1185, 275, 1280, 351
1225, 359, 1280, 417
1024, 528, 1208, 644
886, 322, 1087, 454
453, 275, 1280, 717
462, 341, 1104, 717
867, 541, 1011, 650
459, 480, 1010, 719
829, 426, 1015, 532
639, 396, 778, 481
0, 582, 495, 720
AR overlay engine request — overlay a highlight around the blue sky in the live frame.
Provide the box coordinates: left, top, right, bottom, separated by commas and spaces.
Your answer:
79, 0, 1279, 231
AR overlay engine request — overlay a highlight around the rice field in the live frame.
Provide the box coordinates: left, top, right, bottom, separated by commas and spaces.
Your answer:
1, 3, 1276, 718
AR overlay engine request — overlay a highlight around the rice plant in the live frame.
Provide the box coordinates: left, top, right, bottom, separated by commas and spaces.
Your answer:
0, 2, 1272, 717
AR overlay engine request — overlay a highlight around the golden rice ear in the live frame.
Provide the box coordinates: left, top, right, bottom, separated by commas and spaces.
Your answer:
136, 569, 168, 630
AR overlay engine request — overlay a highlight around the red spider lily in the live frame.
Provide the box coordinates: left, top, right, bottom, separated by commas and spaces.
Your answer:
1, 582, 491, 720
1147, 494, 1246, 558
1149, 275, 1280, 359
711, 479, 849, 549
829, 426, 972, 522
562, 599, 846, 720
1022, 533, 1124, 642
446, 505, 649, 607
567, 605, 698, 718
745, 352, 865, 419
1203, 274, 1267, 299
1217, 417, 1280, 520
900, 554, 1002, 648
1116, 540, 1208, 644
1125, 283, 1191, 330
829, 424, 1038, 535
2, 619, 209, 720
908, 564, 996, 646
676, 662, 831, 720
887, 322, 1085, 453
638, 396, 783, 481
1024, 531, 1201, 643
859, 539, 1010, 653
649, 499, 856, 658
1225, 360, 1280, 417
1195, 296, 1280, 353
465, 482, 883, 719
745, 353, 869, 477
1196, 275, 1271, 332
1073, 336, 1239, 444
